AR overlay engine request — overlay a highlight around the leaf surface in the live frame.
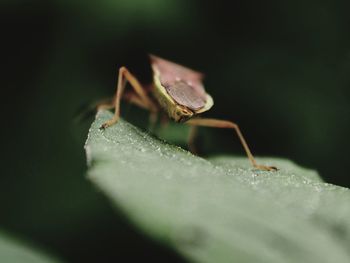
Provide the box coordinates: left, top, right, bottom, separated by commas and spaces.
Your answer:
85, 111, 350, 263
0, 232, 61, 263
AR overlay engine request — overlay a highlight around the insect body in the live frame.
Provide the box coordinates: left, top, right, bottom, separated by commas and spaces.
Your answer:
151, 55, 213, 122
99, 54, 276, 171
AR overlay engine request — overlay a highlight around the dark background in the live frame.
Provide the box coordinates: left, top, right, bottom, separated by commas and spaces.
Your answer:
1, 0, 349, 262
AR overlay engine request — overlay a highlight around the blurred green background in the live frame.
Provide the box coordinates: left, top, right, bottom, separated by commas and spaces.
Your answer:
1, 0, 350, 262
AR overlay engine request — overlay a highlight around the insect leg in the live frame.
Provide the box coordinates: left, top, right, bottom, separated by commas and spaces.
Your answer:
74, 97, 114, 124
185, 118, 277, 171
187, 126, 198, 154
121, 68, 158, 112
123, 92, 150, 110
123, 92, 159, 127
96, 97, 116, 111
100, 67, 158, 129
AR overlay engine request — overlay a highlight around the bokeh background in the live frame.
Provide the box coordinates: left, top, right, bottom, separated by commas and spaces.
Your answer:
1, 0, 350, 262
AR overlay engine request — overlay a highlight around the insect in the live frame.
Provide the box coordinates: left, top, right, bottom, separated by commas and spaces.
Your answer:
98, 54, 277, 171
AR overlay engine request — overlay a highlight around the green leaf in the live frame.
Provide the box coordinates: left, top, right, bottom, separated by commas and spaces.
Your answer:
0, 232, 61, 263
85, 111, 350, 263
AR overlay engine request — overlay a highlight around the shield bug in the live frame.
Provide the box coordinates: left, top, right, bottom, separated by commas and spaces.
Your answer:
98, 54, 277, 171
